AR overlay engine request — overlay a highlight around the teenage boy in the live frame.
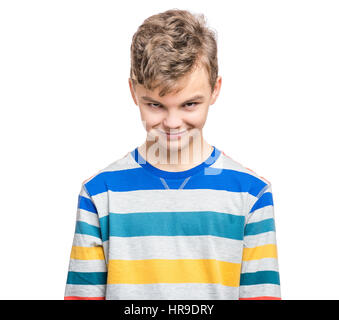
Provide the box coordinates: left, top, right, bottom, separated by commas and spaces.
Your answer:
64, 9, 281, 300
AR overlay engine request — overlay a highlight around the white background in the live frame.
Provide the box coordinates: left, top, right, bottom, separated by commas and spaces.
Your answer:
1, 0, 338, 300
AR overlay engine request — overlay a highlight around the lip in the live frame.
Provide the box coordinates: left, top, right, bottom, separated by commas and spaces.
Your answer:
166, 130, 186, 135
159, 130, 188, 140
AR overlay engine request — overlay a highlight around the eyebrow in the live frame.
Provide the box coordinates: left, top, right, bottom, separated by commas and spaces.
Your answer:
141, 94, 205, 105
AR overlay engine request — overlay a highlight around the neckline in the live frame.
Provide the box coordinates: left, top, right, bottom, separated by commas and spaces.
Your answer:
130, 145, 221, 180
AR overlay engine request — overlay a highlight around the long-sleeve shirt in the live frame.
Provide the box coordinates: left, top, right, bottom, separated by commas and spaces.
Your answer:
64, 145, 281, 300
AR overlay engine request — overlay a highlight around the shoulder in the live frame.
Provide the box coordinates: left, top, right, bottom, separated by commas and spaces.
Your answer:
212, 148, 271, 197
81, 149, 139, 196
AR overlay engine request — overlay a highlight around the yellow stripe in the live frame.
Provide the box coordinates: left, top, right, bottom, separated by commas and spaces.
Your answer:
242, 244, 277, 261
107, 259, 241, 287
70, 246, 105, 260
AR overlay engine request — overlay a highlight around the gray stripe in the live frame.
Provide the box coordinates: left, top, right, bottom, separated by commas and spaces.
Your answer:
106, 283, 239, 300
65, 284, 106, 298
68, 259, 107, 273
107, 235, 243, 263
104, 189, 248, 217
239, 283, 281, 299
244, 231, 277, 247
241, 258, 280, 273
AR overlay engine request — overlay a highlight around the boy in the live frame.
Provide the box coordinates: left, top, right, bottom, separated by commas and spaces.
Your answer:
64, 9, 281, 300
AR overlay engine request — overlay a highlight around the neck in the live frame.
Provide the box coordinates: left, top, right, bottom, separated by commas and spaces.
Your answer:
138, 134, 213, 172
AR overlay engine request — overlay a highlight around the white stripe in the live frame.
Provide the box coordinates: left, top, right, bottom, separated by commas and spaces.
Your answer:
65, 284, 106, 298
68, 259, 107, 272
107, 235, 243, 264
241, 258, 280, 273
212, 152, 269, 185
80, 152, 138, 188
243, 231, 277, 247
91, 192, 108, 218
101, 152, 140, 173
79, 186, 91, 198
104, 188, 248, 217
106, 283, 239, 300
246, 205, 275, 223
239, 283, 281, 299
76, 209, 100, 227
72, 233, 103, 247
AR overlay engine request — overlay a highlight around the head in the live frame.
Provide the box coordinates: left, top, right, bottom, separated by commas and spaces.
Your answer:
128, 9, 222, 157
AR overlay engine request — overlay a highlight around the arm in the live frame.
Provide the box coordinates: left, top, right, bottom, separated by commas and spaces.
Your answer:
64, 183, 107, 300
239, 183, 281, 300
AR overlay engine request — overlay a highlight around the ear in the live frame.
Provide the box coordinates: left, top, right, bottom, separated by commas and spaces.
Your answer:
210, 76, 222, 105
128, 78, 138, 106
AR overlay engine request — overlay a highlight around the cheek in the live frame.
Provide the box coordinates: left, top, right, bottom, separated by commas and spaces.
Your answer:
185, 110, 208, 128
139, 106, 208, 131
139, 108, 162, 131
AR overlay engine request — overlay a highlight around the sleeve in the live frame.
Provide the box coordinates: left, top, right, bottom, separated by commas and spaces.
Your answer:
239, 182, 281, 300
64, 182, 107, 300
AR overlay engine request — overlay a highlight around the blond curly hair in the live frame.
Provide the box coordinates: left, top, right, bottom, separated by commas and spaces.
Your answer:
130, 9, 218, 97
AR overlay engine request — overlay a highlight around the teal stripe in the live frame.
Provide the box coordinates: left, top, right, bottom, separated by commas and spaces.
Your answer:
99, 211, 245, 242
244, 218, 275, 236
99, 215, 109, 242
240, 271, 280, 286
75, 221, 101, 239
66, 271, 107, 285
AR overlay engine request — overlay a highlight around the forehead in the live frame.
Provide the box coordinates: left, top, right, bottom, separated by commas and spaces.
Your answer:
135, 64, 210, 101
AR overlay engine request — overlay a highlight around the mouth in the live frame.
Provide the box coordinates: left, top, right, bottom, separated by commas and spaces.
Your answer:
166, 130, 186, 135
158, 129, 188, 140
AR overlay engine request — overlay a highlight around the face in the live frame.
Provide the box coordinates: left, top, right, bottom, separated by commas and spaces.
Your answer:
128, 64, 222, 156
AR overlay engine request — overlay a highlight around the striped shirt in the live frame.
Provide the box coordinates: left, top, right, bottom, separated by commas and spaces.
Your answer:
64, 145, 281, 300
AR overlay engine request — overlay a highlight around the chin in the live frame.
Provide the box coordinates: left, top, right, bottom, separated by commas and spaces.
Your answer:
159, 138, 190, 152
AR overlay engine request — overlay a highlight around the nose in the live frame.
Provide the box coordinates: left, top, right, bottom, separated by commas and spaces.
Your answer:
162, 110, 183, 130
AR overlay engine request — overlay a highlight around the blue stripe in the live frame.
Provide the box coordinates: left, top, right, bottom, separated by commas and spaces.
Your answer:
85, 168, 266, 198
244, 218, 275, 236
75, 221, 101, 239
240, 271, 280, 286
66, 271, 107, 285
250, 192, 273, 213
78, 195, 97, 214
99, 211, 245, 242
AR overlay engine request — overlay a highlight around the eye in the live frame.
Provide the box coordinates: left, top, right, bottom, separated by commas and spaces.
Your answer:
147, 103, 162, 109
184, 102, 198, 108
147, 102, 199, 109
